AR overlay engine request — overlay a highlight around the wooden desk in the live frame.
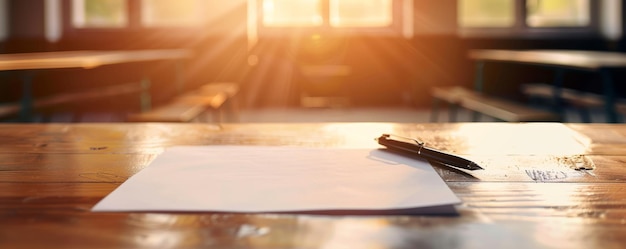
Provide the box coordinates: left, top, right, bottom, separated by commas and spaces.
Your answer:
469, 49, 626, 123
1, 122, 625, 248
0, 49, 191, 121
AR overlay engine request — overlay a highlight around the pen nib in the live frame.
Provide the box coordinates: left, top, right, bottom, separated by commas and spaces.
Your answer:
468, 162, 484, 170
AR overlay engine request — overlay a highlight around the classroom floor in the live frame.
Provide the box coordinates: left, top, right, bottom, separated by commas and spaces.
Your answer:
233, 106, 613, 123
235, 107, 434, 123
32, 105, 616, 123
39, 107, 436, 123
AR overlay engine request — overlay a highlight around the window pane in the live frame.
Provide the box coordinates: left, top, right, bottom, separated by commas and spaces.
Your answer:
329, 0, 392, 27
72, 0, 128, 28
262, 0, 323, 27
458, 0, 515, 28
526, 0, 590, 27
141, 0, 206, 27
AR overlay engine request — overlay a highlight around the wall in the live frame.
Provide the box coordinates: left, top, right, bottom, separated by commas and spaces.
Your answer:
0, 0, 8, 43
2, 0, 249, 113
407, 0, 622, 104
244, 0, 622, 108
2, 0, 624, 111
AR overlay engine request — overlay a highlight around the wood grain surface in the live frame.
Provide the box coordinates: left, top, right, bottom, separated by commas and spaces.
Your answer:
1, 123, 625, 249
0, 50, 190, 71
469, 49, 626, 70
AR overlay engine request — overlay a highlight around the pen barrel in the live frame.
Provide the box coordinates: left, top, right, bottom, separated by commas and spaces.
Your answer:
378, 134, 482, 170
418, 147, 474, 169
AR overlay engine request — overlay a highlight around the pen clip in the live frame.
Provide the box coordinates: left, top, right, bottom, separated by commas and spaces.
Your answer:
381, 134, 425, 147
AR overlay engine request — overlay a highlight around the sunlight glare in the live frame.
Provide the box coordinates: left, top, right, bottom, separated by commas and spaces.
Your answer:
454, 123, 588, 155
141, 0, 206, 27
321, 123, 396, 148
330, 0, 392, 27
262, 0, 323, 27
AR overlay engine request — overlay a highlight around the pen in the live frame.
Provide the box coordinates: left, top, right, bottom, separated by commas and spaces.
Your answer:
377, 134, 483, 171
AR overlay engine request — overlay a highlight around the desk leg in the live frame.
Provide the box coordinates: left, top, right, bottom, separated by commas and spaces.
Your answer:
175, 60, 185, 94
140, 78, 152, 112
551, 68, 565, 121
473, 61, 485, 92
19, 73, 34, 122
600, 68, 618, 123
430, 98, 440, 122
472, 61, 485, 121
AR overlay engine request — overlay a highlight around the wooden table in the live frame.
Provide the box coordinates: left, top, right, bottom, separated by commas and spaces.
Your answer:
0, 49, 191, 121
1, 122, 625, 248
469, 49, 626, 123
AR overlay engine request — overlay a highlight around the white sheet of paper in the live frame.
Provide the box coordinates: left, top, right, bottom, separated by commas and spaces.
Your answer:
92, 146, 461, 214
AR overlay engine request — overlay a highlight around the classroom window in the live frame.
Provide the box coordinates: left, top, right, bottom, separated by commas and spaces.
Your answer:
526, 0, 590, 27
458, 0, 596, 37
261, 0, 395, 28
72, 0, 128, 28
262, 0, 323, 27
329, 0, 392, 27
458, 0, 515, 28
141, 0, 207, 27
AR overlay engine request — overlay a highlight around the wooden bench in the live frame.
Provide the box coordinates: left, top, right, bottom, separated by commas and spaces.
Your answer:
430, 86, 474, 122
125, 102, 206, 122
0, 81, 147, 122
0, 104, 19, 120
127, 82, 239, 123
521, 83, 626, 122
431, 86, 560, 122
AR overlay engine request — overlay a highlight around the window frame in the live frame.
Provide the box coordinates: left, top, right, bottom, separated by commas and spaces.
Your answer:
62, 0, 208, 40
458, 0, 601, 39
139, 0, 209, 28
256, 0, 406, 37
70, 0, 130, 29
